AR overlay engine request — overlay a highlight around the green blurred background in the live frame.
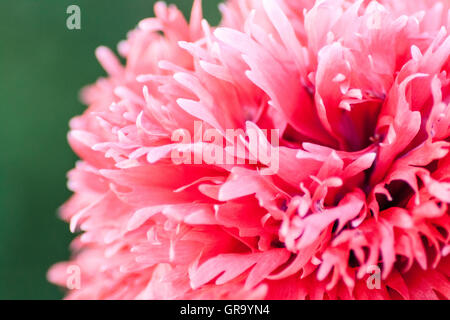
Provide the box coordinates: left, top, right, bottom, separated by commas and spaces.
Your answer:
0, 0, 221, 299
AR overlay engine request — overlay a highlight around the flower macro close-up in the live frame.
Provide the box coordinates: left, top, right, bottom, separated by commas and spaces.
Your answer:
1, 0, 449, 301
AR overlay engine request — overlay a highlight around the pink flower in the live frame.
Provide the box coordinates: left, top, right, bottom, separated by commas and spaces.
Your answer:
49, 0, 450, 299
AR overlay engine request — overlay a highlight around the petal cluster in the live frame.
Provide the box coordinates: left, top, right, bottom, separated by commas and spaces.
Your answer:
49, 0, 450, 299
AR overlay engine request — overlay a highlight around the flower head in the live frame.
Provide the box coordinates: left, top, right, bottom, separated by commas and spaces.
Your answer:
49, 0, 450, 299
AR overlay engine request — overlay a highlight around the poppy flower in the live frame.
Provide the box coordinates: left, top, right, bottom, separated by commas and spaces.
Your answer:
49, 0, 450, 299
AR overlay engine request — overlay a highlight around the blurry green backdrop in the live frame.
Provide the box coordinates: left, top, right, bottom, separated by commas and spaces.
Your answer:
0, 0, 221, 299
